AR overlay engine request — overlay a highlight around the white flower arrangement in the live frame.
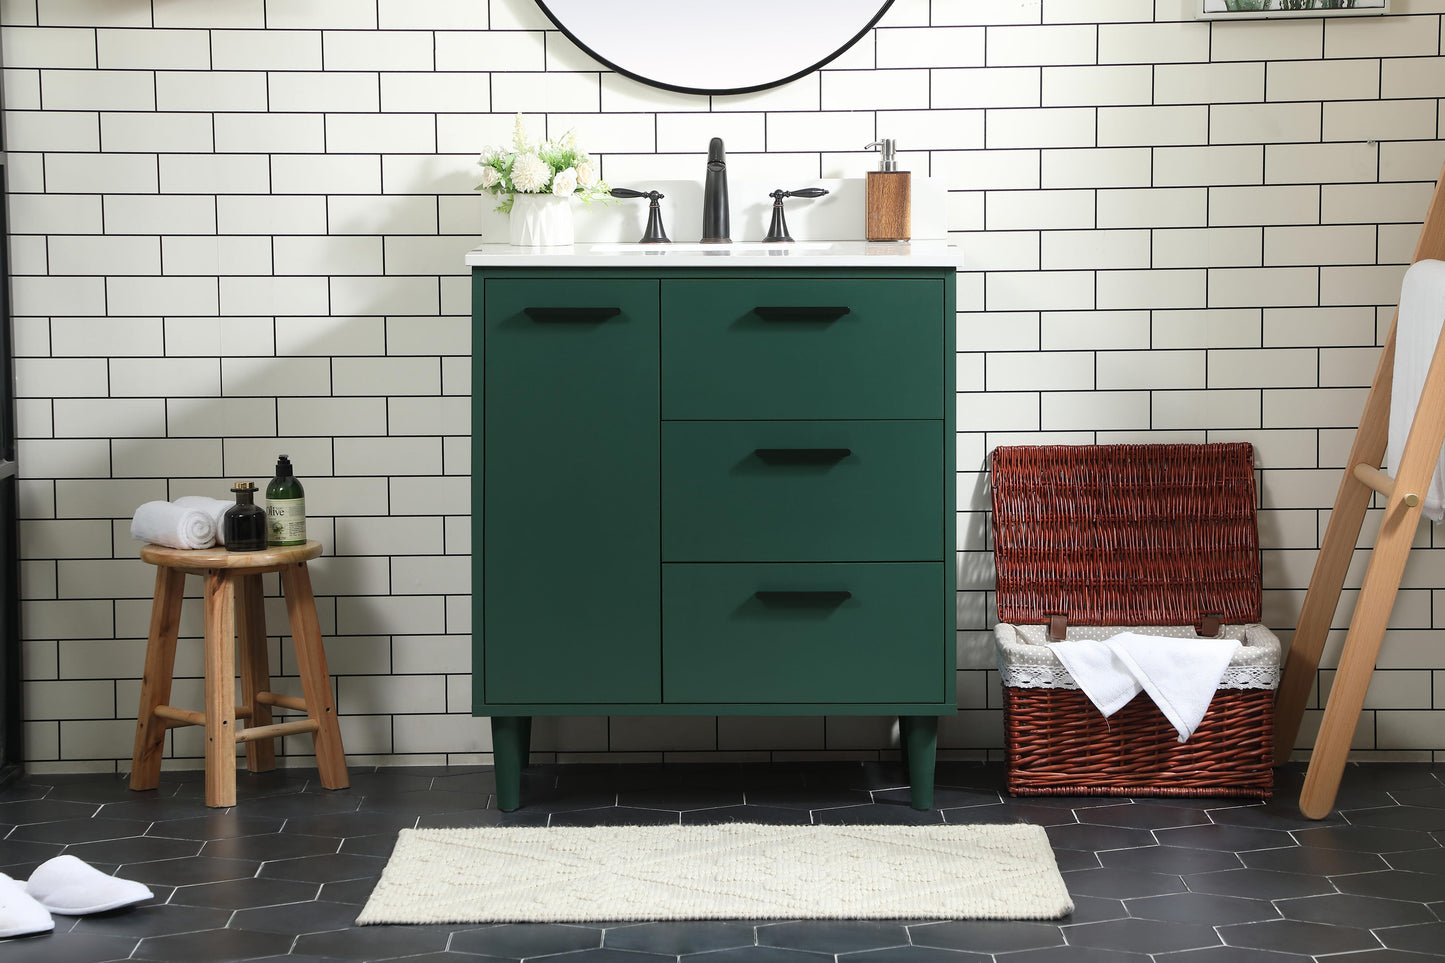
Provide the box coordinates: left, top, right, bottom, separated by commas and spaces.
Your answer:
476, 115, 611, 213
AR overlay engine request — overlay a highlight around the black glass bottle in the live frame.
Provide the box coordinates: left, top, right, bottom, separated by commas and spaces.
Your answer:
224, 481, 267, 552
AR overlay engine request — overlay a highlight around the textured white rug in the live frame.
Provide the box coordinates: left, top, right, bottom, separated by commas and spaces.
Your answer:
357, 823, 1074, 924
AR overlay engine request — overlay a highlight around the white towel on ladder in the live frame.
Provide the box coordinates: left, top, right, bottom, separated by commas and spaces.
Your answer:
1387, 258, 1445, 523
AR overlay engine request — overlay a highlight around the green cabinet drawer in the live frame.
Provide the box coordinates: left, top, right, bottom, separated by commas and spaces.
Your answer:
662, 420, 944, 562
661, 278, 945, 420
479, 277, 662, 706
662, 562, 948, 705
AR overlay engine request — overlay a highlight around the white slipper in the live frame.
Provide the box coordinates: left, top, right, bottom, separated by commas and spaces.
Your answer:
23, 856, 152, 916
0, 873, 54, 938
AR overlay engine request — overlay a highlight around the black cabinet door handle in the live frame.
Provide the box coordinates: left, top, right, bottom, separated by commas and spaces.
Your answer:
523, 307, 622, 323
754, 447, 851, 464
753, 305, 851, 322
754, 590, 852, 604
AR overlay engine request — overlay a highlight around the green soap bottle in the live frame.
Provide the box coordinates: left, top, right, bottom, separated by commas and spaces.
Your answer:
266, 453, 306, 546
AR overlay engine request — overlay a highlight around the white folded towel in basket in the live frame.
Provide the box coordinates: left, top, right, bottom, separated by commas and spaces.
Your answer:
1049, 632, 1242, 743
129, 500, 216, 550
172, 495, 233, 547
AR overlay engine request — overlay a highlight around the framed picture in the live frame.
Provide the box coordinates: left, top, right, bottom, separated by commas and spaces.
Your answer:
1197, 0, 1388, 18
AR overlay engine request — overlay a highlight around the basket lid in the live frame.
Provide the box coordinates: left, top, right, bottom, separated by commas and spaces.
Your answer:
990, 443, 1262, 627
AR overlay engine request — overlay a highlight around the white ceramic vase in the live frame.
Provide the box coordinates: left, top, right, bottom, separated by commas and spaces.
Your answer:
508, 193, 575, 246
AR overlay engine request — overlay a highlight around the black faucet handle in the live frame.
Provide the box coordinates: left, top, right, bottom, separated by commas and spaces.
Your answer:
784, 187, 830, 199
611, 186, 669, 244
763, 187, 829, 243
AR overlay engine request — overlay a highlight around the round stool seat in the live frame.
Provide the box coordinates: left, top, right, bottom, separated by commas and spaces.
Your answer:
140, 540, 323, 569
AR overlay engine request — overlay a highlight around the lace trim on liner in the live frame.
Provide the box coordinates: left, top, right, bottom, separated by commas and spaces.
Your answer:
1000, 663, 1280, 691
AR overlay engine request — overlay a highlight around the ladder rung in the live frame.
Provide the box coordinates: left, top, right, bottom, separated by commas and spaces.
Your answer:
254, 691, 308, 712
1351, 463, 1421, 507
236, 719, 320, 744
151, 704, 204, 728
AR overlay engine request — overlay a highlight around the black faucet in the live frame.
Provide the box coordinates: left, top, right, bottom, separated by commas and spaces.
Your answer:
701, 137, 730, 244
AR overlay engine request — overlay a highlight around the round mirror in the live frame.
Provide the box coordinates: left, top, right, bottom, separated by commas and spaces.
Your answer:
535, 0, 896, 95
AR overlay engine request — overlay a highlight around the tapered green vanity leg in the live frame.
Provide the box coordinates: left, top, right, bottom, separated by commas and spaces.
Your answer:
900, 715, 938, 811
491, 716, 531, 812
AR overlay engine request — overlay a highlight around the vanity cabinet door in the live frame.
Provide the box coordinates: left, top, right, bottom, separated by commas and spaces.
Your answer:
480, 278, 661, 706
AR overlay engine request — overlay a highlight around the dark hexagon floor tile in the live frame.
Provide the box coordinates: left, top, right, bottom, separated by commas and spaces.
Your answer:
1001, 947, 1150, 963
1126, 892, 1279, 925
1241, 844, 1389, 876
277, 811, 418, 838
319, 877, 377, 905
872, 787, 999, 810
991, 802, 1081, 826
908, 920, 1065, 953
1076, 803, 1210, 830
67, 902, 231, 939
1386, 848, 1445, 875
119, 854, 261, 886
200, 832, 339, 861
527, 950, 673, 963
421, 807, 550, 828
1335, 870, 1445, 902
169, 876, 319, 909
8, 815, 150, 844
1183, 867, 1335, 899
1063, 917, 1220, 954
370, 954, 511, 963
1319, 951, 1445, 962
812, 804, 944, 825
230, 899, 364, 934
134, 927, 296, 962
12, 774, 138, 804
738, 788, 873, 811
1277, 892, 1436, 928
1295, 825, 1438, 853
1154, 823, 1293, 852
1219, 918, 1381, 955
681, 805, 813, 826
617, 788, 747, 812
312, 769, 433, 794
548, 806, 681, 827
1050, 848, 1102, 872
148, 814, 286, 840
1346, 806, 1445, 832
604, 920, 757, 955
221, 791, 362, 819
757, 920, 909, 953
677, 947, 831, 962
939, 804, 1033, 825
0, 798, 99, 824
1377, 921, 1445, 954
338, 832, 400, 857
1207, 801, 1347, 831
1099, 844, 1241, 875
0, 837, 66, 868
1061, 894, 1128, 923
258, 851, 387, 883
1391, 786, 1445, 810
293, 924, 455, 959
1044, 824, 1156, 852
100, 795, 235, 822
839, 946, 991, 961
449, 922, 603, 957
0, 931, 140, 962
1152, 947, 1315, 961
1349, 765, 1445, 791
358, 789, 483, 815
1062, 867, 1186, 900
68, 834, 202, 866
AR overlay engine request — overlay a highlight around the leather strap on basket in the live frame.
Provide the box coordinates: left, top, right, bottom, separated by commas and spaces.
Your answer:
1198, 614, 1222, 638
1047, 614, 1068, 641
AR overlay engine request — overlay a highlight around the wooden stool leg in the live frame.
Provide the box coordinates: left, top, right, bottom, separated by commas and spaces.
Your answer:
282, 561, 349, 790
236, 573, 275, 774
130, 566, 187, 792
204, 570, 239, 808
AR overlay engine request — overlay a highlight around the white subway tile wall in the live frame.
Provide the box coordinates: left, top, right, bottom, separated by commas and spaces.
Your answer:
6, 0, 1445, 772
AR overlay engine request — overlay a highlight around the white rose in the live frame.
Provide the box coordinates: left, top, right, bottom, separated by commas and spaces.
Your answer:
478, 166, 501, 189
511, 152, 551, 193
575, 162, 597, 188
551, 167, 578, 196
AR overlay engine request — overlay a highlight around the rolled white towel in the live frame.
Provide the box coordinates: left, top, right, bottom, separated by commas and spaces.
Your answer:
173, 495, 234, 547
129, 500, 216, 550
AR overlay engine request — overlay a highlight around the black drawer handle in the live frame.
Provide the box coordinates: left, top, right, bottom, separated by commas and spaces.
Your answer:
754, 447, 852, 464
523, 306, 622, 323
754, 590, 852, 604
754, 305, 851, 322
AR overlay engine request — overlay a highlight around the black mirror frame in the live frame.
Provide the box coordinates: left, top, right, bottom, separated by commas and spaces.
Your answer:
533, 0, 897, 96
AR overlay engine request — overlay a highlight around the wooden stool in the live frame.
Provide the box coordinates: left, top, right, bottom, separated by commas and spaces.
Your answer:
129, 540, 349, 807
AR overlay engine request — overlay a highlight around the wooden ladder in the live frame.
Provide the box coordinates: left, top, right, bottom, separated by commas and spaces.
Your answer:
1273, 160, 1445, 819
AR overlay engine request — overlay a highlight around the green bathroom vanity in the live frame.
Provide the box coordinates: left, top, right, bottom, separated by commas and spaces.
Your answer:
468, 241, 959, 810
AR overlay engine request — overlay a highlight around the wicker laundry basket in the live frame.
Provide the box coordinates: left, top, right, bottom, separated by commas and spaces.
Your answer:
990, 443, 1279, 798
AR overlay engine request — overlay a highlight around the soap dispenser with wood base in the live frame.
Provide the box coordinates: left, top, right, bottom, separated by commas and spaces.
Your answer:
864, 139, 910, 241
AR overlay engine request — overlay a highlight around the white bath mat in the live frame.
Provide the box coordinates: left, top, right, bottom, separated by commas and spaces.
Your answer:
357, 823, 1073, 924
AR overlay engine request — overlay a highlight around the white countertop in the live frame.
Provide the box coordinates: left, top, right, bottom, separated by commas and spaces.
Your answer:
464, 239, 961, 268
